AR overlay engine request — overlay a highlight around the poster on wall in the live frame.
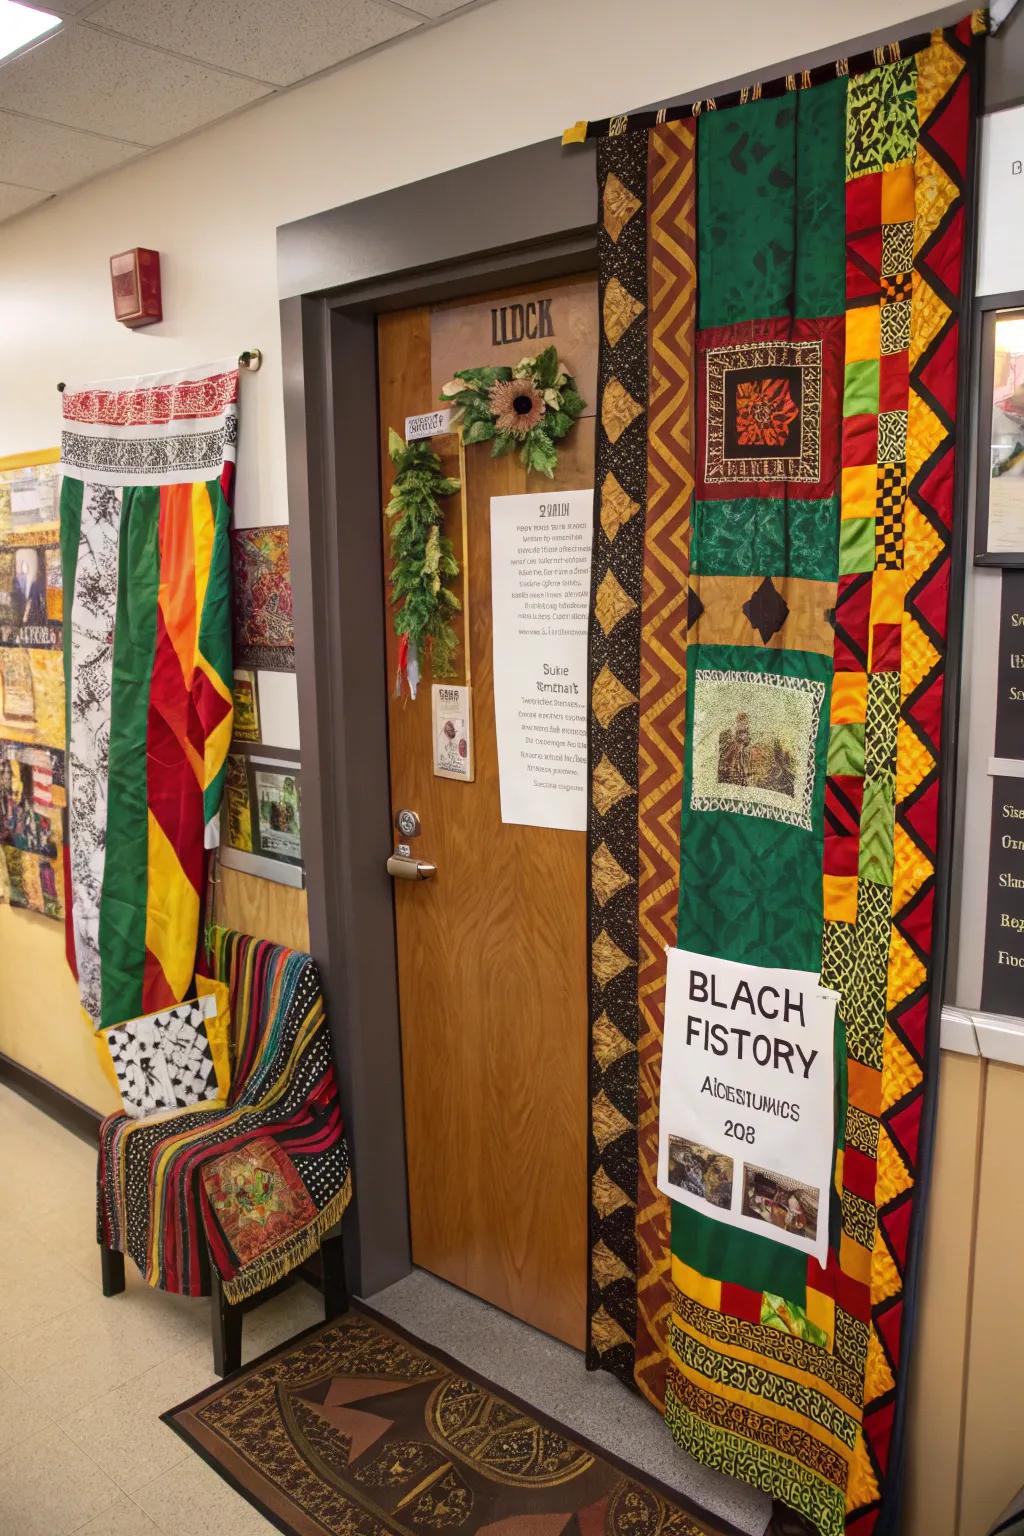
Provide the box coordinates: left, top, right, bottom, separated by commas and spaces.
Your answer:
231, 669, 261, 742
0, 543, 63, 648
657, 947, 837, 1268
220, 750, 303, 888
0, 458, 60, 547
0, 741, 65, 920
232, 526, 296, 672
432, 683, 474, 782
490, 490, 593, 831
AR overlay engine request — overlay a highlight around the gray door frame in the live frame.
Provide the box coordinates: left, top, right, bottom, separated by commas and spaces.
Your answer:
278, 137, 598, 1296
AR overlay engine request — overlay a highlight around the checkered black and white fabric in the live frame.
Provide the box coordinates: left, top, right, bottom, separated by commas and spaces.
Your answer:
105, 994, 219, 1119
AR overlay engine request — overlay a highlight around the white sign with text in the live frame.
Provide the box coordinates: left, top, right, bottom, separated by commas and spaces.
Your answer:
490, 489, 593, 830
658, 947, 837, 1268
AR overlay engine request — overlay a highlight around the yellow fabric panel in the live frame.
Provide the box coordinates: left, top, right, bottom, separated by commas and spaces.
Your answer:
145, 811, 201, 1003
823, 874, 858, 924
195, 974, 233, 1102
831, 671, 868, 724
846, 1429, 882, 1511
881, 162, 916, 223
562, 120, 589, 145
845, 306, 880, 365
869, 569, 905, 629
0, 446, 59, 471
840, 1232, 873, 1287
841, 466, 877, 519
804, 1285, 836, 1349
672, 1254, 722, 1311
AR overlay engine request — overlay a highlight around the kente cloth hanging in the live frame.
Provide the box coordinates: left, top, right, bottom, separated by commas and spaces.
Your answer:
580, 17, 981, 1536
59, 362, 237, 1029
98, 927, 353, 1303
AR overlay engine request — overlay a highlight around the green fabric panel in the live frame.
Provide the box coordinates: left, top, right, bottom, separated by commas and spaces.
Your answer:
691, 496, 839, 582
859, 777, 895, 886
697, 82, 846, 329
59, 476, 84, 751
794, 76, 847, 319
677, 644, 831, 972
672, 1196, 808, 1299
827, 722, 865, 778
843, 359, 880, 417
198, 479, 234, 827
839, 517, 876, 575
846, 56, 919, 179
98, 485, 161, 1028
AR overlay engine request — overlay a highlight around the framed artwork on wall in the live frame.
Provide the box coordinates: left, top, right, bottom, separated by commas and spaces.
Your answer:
975, 293, 1024, 565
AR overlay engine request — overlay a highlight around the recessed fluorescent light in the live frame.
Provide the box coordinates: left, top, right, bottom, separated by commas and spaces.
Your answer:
0, 2, 61, 65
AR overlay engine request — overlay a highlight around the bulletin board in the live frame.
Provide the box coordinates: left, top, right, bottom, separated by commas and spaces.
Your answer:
0, 448, 66, 921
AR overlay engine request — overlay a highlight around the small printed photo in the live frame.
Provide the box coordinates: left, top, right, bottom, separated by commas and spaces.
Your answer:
666, 1135, 733, 1210
742, 1164, 819, 1242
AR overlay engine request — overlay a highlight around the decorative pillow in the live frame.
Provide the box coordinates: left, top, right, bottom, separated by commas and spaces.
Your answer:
104, 994, 223, 1119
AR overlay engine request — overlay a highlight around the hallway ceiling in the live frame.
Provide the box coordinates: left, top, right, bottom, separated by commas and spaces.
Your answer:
0, 0, 487, 224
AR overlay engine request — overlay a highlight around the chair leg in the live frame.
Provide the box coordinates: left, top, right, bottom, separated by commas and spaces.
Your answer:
321, 1225, 348, 1322
211, 1265, 243, 1377
100, 1240, 125, 1298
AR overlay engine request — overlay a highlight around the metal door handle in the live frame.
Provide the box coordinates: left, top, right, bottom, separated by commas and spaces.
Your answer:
387, 854, 437, 881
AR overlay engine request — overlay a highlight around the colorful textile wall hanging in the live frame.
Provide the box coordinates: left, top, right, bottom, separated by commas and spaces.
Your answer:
60, 362, 238, 1029
575, 17, 982, 1535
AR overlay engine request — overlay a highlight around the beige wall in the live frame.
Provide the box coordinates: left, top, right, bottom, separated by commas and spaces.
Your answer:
904, 1054, 1024, 1536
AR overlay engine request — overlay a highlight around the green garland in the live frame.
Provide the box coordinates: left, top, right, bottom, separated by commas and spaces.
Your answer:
385, 429, 461, 695
441, 345, 585, 478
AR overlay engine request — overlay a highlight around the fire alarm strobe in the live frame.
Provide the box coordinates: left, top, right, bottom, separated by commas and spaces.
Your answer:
110, 248, 162, 328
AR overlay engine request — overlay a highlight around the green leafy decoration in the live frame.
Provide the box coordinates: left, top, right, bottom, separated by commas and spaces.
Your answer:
385, 429, 461, 683
440, 347, 586, 480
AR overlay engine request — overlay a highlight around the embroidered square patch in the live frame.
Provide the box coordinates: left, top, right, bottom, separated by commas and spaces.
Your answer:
202, 1137, 317, 1267
689, 668, 825, 831
704, 337, 822, 485
104, 994, 221, 1119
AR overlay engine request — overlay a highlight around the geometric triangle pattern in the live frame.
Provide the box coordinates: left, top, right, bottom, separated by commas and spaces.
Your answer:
586, 129, 649, 1390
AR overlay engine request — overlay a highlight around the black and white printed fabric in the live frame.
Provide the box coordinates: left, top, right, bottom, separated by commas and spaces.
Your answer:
105, 993, 220, 1119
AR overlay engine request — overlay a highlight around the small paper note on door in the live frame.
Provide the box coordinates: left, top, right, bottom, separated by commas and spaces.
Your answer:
490, 490, 593, 830
432, 683, 474, 781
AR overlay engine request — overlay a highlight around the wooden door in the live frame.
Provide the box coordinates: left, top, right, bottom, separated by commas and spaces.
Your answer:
377, 278, 596, 1348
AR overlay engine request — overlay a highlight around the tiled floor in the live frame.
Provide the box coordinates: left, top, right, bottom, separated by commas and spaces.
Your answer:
0, 1082, 313, 1534
0, 1082, 770, 1536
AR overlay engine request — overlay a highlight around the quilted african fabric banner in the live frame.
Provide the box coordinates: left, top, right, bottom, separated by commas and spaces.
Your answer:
60, 361, 237, 1028
578, 18, 981, 1536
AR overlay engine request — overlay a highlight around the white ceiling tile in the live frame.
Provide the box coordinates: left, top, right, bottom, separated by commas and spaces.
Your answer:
0, 109, 142, 191
0, 26, 271, 145
85, 0, 419, 88
0, 180, 50, 220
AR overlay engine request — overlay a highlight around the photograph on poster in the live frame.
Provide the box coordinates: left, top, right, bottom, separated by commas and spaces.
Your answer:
0, 545, 62, 647
255, 768, 301, 861
741, 1165, 819, 1242
665, 1136, 733, 1211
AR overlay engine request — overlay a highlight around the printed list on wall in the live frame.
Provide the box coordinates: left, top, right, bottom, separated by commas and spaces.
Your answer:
490, 490, 593, 831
